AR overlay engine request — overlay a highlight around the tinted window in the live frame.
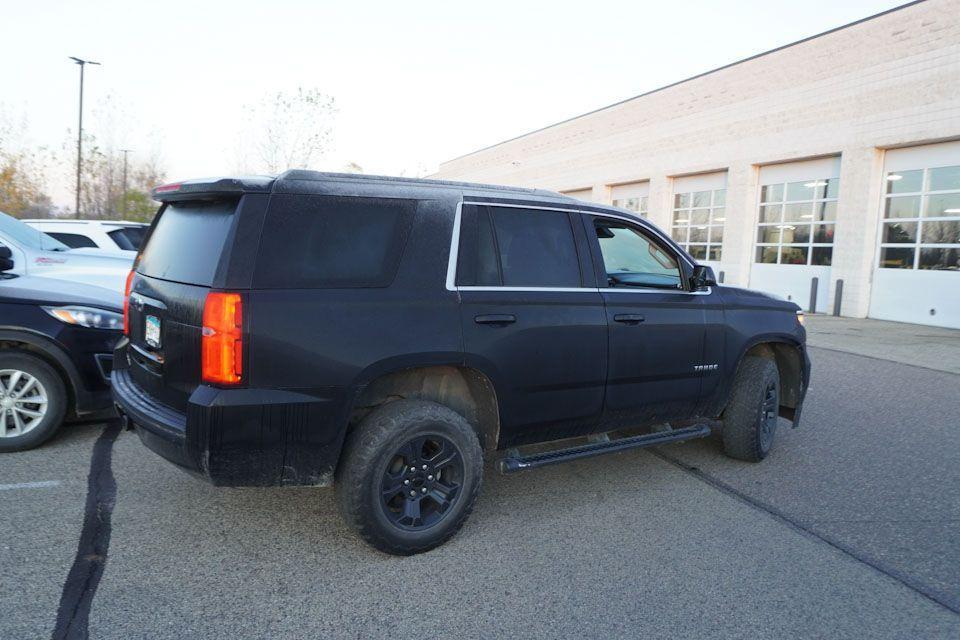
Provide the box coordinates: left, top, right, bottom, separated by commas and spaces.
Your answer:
254, 195, 414, 289
486, 207, 580, 287
138, 201, 237, 285
475, 208, 500, 286
594, 219, 682, 290
108, 227, 146, 250
49, 232, 99, 248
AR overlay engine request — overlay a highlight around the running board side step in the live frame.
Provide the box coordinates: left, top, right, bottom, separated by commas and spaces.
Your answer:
497, 424, 712, 474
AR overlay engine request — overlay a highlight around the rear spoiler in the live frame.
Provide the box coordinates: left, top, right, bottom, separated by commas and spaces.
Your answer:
151, 176, 274, 203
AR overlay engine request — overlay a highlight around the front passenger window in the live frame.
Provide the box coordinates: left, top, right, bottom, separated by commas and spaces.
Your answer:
594, 220, 682, 290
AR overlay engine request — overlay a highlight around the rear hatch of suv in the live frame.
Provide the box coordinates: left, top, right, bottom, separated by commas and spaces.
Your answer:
125, 179, 271, 412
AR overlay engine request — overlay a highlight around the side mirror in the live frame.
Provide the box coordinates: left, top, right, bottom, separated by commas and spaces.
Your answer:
0, 245, 13, 273
690, 265, 717, 291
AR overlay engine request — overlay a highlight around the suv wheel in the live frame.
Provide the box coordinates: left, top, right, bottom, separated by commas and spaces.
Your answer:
336, 399, 483, 555
0, 351, 68, 453
721, 356, 780, 462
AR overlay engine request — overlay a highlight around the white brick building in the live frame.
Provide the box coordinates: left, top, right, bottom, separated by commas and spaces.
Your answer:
431, 0, 960, 328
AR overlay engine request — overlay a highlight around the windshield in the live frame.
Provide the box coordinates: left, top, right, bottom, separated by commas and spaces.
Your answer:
0, 211, 70, 251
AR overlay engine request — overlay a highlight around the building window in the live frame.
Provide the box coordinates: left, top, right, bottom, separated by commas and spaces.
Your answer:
610, 181, 649, 218
612, 195, 648, 217
754, 178, 838, 266
879, 165, 960, 270
671, 189, 725, 261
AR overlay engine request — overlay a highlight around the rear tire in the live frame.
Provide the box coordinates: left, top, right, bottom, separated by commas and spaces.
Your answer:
721, 356, 780, 462
335, 399, 483, 555
0, 351, 68, 453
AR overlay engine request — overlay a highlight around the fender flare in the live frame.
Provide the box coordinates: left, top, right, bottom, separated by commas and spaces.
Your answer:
341, 351, 504, 445
715, 333, 808, 421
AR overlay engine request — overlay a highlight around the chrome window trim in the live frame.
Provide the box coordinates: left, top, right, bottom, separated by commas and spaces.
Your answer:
445, 200, 711, 295
458, 286, 596, 293
458, 286, 711, 295
445, 202, 464, 292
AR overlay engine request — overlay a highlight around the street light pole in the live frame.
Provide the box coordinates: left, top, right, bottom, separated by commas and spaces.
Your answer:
121, 149, 132, 218
69, 56, 100, 219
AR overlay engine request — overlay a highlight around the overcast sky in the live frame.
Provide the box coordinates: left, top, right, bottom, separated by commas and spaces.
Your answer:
4, 0, 906, 206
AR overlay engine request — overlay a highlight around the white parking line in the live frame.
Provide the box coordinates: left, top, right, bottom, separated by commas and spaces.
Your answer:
0, 480, 61, 491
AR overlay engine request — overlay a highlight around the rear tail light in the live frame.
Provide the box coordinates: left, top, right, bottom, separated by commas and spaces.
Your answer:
201, 292, 243, 386
122, 270, 135, 335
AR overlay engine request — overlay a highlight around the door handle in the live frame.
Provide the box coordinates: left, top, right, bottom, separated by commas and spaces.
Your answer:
614, 313, 645, 324
474, 314, 516, 325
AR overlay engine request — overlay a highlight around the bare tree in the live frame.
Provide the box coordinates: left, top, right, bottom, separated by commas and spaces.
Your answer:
0, 105, 57, 217
236, 88, 336, 174
63, 96, 167, 221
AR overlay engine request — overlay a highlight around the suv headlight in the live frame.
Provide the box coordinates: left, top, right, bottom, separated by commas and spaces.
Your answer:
43, 306, 123, 330
796, 310, 805, 326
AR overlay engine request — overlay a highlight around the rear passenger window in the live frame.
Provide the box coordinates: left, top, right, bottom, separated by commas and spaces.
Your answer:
254, 195, 414, 289
457, 205, 581, 288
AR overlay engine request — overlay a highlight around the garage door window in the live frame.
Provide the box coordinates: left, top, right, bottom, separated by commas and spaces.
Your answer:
612, 195, 648, 218
671, 189, 725, 261
879, 165, 960, 270
755, 178, 838, 266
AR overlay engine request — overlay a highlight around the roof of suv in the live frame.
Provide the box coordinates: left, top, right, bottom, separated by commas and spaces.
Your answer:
22, 219, 148, 227
152, 170, 581, 206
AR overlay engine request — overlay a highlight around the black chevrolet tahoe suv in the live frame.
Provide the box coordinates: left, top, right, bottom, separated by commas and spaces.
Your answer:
112, 171, 810, 555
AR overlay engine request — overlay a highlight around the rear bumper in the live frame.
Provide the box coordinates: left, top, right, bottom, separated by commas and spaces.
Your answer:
112, 367, 196, 471
111, 365, 348, 487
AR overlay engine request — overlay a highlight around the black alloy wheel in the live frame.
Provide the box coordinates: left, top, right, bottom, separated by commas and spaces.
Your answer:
380, 434, 463, 531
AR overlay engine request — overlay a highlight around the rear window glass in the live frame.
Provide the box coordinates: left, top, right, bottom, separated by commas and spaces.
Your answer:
108, 227, 146, 250
253, 195, 414, 289
138, 201, 237, 285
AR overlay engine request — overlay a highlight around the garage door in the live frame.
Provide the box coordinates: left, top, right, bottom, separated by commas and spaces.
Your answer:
562, 188, 592, 202
750, 156, 840, 312
869, 141, 960, 329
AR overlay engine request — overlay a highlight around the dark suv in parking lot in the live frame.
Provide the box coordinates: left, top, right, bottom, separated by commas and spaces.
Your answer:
112, 171, 810, 554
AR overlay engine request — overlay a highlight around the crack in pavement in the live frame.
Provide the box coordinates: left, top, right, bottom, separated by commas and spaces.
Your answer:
51, 420, 122, 640
650, 448, 960, 617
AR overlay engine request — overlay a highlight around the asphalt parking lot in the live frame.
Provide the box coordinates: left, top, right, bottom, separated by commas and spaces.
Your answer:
3, 332, 960, 638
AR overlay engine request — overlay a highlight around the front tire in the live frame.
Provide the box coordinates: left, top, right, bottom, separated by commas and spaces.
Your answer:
336, 399, 483, 555
721, 356, 780, 462
0, 351, 68, 453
